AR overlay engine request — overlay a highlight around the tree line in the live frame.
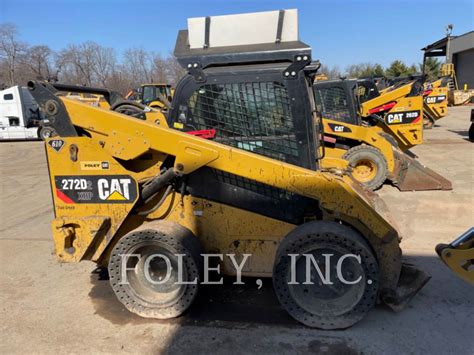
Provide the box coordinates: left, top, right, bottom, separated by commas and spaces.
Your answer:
320, 57, 440, 82
1, 23, 441, 95
0, 23, 186, 94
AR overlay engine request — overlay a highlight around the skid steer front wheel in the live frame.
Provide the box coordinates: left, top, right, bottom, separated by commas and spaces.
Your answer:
273, 221, 379, 329
108, 223, 202, 319
343, 145, 388, 190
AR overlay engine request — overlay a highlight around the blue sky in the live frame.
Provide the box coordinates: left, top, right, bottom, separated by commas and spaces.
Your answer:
1, 0, 472, 69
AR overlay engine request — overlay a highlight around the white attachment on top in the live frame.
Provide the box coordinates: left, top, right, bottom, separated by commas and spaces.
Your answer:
187, 9, 298, 49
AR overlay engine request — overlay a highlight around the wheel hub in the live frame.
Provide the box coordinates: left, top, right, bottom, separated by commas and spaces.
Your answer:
125, 242, 186, 306
352, 159, 377, 182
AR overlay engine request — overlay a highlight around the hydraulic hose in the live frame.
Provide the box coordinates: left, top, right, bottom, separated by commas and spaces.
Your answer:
141, 168, 177, 202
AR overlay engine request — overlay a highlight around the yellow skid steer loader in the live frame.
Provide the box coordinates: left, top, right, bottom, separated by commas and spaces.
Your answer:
29, 9, 429, 330
422, 78, 449, 128
313, 78, 452, 191
378, 75, 449, 129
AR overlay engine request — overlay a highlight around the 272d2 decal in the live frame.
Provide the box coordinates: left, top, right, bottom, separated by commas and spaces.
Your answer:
54, 175, 138, 204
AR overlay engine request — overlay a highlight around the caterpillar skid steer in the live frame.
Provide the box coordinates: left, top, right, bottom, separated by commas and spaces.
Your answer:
422, 78, 449, 128
29, 9, 429, 330
378, 75, 449, 129
312, 78, 452, 191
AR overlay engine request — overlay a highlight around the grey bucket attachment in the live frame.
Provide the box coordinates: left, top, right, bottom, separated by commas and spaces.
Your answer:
391, 150, 452, 191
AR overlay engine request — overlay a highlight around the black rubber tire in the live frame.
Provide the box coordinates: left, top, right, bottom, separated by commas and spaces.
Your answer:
108, 222, 202, 319
273, 221, 379, 330
343, 145, 388, 191
469, 123, 474, 142
112, 102, 147, 120
38, 126, 57, 140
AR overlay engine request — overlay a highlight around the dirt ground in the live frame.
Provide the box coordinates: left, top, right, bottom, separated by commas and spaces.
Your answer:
0, 106, 473, 354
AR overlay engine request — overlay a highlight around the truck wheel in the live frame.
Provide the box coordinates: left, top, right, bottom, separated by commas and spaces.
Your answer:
469, 123, 474, 142
273, 221, 379, 329
38, 127, 57, 140
108, 223, 202, 319
343, 145, 388, 190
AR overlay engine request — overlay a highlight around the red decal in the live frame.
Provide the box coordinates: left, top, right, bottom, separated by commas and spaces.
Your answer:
368, 101, 397, 114
323, 135, 337, 143
56, 188, 74, 204
423, 89, 433, 96
186, 129, 216, 139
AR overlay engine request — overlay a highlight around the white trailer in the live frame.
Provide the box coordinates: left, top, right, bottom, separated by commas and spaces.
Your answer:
0, 86, 45, 140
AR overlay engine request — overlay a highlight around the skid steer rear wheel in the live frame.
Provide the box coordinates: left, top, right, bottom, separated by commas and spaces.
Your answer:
108, 224, 202, 319
343, 145, 388, 190
273, 221, 379, 329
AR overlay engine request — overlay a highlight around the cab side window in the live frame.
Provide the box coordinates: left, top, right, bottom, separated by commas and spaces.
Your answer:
314, 86, 354, 124
187, 81, 300, 164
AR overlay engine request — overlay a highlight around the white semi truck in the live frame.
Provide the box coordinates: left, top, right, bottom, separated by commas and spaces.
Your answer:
0, 85, 50, 140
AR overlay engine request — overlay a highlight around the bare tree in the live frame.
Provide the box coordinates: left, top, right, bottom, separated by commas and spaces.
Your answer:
90, 43, 116, 87
319, 64, 342, 80
152, 54, 168, 83
22, 45, 54, 80
58, 42, 100, 86
123, 48, 154, 86
0, 23, 27, 85
165, 56, 186, 85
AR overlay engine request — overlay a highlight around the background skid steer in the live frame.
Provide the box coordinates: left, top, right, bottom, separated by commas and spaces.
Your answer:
29, 9, 429, 330
378, 75, 449, 129
313, 78, 452, 191
422, 78, 449, 128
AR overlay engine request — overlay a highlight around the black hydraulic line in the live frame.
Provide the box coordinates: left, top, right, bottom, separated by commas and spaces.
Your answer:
141, 168, 177, 202
50, 83, 124, 106
137, 185, 173, 216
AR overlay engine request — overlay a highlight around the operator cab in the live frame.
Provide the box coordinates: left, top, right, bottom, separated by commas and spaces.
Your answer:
313, 79, 361, 126
169, 12, 322, 172
141, 84, 173, 107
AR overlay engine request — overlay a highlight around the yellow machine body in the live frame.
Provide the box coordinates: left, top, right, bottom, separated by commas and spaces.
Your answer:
139, 83, 173, 109
46, 97, 399, 274
436, 228, 474, 284
423, 79, 449, 127
360, 85, 424, 150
